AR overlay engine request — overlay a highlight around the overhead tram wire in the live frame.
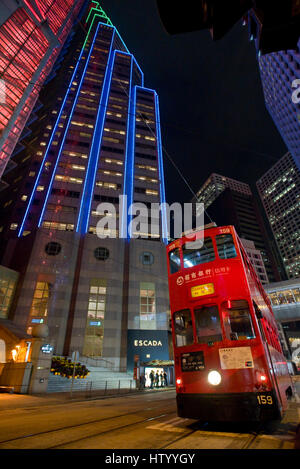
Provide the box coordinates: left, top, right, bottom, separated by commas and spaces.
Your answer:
10, 12, 239, 231
113, 76, 215, 226
10, 48, 216, 234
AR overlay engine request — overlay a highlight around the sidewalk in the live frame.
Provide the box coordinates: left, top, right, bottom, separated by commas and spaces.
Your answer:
0, 385, 176, 412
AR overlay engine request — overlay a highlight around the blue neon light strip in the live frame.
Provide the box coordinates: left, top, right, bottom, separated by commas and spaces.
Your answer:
121, 60, 145, 238
128, 85, 138, 239
121, 58, 134, 239
37, 23, 102, 229
76, 29, 116, 234
129, 86, 168, 241
17, 24, 95, 238
154, 92, 168, 244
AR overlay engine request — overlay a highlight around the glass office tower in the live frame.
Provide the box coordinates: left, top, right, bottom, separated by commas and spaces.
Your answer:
257, 152, 300, 279
0, 0, 86, 179
258, 38, 300, 171
0, 2, 170, 370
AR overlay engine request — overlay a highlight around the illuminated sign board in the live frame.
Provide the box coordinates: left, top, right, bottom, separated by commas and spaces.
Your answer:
127, 330, 170, 372
191, 283, 214, 298
41, 344, 54, 354
89, 321, 101, 326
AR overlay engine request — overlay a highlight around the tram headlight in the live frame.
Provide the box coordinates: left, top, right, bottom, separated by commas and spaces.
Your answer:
208, 370, 221, 386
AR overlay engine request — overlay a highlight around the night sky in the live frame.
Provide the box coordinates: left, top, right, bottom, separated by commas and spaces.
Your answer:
100, 0, 287, 204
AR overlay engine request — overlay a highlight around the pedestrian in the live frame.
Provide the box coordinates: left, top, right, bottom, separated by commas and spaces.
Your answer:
163, 370, 168, 387
155, 371, 159, 388
149, 370, 154, 389
139, 374, 145, 389
160, 371, 164, 387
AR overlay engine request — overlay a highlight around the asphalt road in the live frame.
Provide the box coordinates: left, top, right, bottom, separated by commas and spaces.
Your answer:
0, 382, 299, 450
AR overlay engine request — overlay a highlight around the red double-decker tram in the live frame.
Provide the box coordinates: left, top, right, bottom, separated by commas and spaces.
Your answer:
166, 224, 293, 422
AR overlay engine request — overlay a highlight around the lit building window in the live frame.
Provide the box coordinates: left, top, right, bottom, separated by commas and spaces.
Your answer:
104, 158, 123, 165
83, 279, 107, 357
140, 282, 156, 329
135, 175, 158, 183
0, 278, 16, 319
42, 221, 74, 231
96, 181, 119, 190
145, 189, 158, 196
30, 282, 52, 319
55, 175, 83, 184
135, 164, 157, 172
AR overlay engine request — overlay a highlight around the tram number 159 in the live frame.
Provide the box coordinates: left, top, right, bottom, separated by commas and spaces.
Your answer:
257, 395, 273, 405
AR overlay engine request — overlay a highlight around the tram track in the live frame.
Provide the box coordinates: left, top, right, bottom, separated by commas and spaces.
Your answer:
0, 413, 293, 450
0, 406, 177, 449
0, 394, 296, 449
155, 421, 277, 450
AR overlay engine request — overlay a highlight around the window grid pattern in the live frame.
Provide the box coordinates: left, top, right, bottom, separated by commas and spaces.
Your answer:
30, 281, 51, 318
0, 278, 15, 318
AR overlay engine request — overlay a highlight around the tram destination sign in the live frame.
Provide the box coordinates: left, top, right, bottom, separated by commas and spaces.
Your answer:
181, 351, 205, 372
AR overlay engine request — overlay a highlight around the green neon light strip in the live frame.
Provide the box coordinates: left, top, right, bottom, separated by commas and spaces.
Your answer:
86, 2, 113, 26
83, 3, 129, 55
83, 2, 114, 49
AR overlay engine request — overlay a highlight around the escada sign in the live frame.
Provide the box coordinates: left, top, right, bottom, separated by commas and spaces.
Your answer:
134, 339, 163, 347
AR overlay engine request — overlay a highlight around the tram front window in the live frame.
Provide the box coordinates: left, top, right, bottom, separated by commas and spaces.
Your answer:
222, 300, 256, 340
182, 237, 215, 268
194, 305, 223, 344
216, 234, 237, 259
174, 309, 194, 347
169, 248, 181, 274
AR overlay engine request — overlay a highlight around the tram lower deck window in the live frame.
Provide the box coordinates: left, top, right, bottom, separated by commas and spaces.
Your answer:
222, 300, 256, 340
173, 309, 194, 347
194, 305, 223, 344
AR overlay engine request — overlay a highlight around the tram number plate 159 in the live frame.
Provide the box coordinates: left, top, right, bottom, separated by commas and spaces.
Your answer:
257, 394, 273, 405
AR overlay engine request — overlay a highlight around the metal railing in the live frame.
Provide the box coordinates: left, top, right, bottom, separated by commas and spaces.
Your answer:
70, 378, 137, 398
77, 355, 127, 372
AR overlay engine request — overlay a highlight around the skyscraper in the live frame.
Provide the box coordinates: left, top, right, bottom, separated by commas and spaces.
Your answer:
0, 2, 170, 370
240, 238, 269, 285
194, 173, 282, 283
257, 38, 300, 170
257, 152, 300, 279
0, 0, 86, 179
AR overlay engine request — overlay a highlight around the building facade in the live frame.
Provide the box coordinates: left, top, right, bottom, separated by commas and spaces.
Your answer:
264, 278, 300, 367
0, 3, 170, 370
240, 238, 269, 285
257, 152, 300, 279
194, 173, 282, 283
0, 0, 87, 180
257, 38, 300, 171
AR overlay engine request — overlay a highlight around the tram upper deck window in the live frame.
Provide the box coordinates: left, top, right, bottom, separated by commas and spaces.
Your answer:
222, 300, 256, 340
168, 248, 181, 274
216, 234, 237, 259
182, 237, 215, 268
194, 305, 223, 344
173, 309, 194, 347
